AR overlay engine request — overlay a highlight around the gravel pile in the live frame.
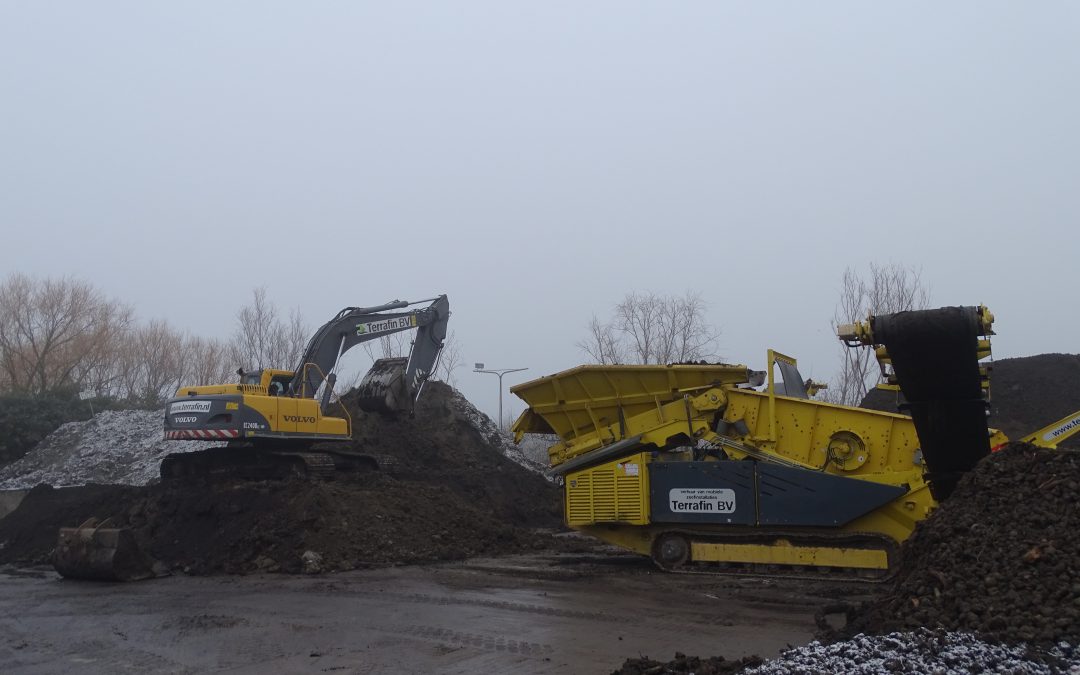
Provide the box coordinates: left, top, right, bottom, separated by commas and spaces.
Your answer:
743, 630, 1079, 675
0, 410, 213, 489
845, 443, 1080, 646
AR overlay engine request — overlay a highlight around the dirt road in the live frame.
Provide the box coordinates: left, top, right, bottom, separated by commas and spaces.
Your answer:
0, 553, 848, 674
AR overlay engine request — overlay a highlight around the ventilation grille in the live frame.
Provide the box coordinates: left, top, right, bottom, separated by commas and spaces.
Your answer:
566, 455, 647, 526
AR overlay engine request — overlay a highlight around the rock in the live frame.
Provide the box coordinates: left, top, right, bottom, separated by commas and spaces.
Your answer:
301, 550, 323, 574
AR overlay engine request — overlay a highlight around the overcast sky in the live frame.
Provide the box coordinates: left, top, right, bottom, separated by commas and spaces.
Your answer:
1, 2, 1077, 420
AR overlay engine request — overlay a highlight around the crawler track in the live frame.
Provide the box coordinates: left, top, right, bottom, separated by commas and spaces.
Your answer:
160, 446, 381, 481
650, 528, 898, 583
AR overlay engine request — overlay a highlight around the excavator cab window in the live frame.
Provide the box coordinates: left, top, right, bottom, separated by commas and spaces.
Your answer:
269, 375, 292, 397
240, 370, 263, 386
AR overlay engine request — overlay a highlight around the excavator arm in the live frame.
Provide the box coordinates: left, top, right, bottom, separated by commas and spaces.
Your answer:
289, 294, 450, 412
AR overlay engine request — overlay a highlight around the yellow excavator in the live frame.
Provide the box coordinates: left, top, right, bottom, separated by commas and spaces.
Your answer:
511, 305, 1036, 577
159, 295, 450, 479
53, 295, 450, 581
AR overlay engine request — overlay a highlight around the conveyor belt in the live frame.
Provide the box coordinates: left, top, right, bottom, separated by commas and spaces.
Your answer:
870, 306, 990, 500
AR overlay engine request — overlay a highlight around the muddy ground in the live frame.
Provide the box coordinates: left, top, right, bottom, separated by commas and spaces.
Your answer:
0, 548, 843, 675
2, 357, 1080, 673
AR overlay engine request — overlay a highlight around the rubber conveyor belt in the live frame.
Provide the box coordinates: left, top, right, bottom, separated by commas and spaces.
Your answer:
870, 306, 990, 501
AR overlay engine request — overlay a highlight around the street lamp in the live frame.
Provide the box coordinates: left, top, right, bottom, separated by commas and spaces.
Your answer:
473, 363, 528, 431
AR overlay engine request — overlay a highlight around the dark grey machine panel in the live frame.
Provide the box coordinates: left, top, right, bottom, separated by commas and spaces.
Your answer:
649, 461, 756, 525
650, 461, 907, 528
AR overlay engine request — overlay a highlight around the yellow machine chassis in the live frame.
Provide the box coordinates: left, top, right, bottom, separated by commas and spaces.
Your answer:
514, 352, 938, 575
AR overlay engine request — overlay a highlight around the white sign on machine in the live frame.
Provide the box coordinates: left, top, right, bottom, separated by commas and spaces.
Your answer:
669, 488, 736, 513
169, 401, 211, 414
356, 315, 417, 336
1043, 414, 1080, 442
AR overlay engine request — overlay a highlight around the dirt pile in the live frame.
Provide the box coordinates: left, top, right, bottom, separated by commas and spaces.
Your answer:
337, 380, 556, 526
844, 443, 1080, 645
135, 473, 552, 574
0, 381, 561, 572
862, 353, 1080, 448
0, 483, 144, 565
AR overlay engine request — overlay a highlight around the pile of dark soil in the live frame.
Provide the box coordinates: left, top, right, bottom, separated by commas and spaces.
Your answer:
862, 353, 1080, 448
135, 473, 550, 574
338, 381, 558, 528
0, 382, 561, 573
613, 652, 762, 675
843, 443, 1080, 645
0, 484, 144, 565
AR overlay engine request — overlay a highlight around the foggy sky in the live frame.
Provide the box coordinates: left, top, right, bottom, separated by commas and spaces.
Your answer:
2, 2, 1077, 420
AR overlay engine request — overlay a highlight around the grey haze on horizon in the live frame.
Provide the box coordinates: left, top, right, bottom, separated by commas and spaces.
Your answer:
1, 2, 1077, 420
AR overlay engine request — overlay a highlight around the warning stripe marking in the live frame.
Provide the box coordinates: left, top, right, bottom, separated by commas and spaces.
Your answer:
164, 429, 240, 440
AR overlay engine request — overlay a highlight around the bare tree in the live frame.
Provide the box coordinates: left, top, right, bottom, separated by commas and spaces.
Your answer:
182, 335, 234, 387
579, 291, 720, 365
434, 330, 464, 387
360, 331, 411, 361
825, 264, 931, 406
578, 315, 625, 365
0, 274, 132, 395
229, 288, 308, 371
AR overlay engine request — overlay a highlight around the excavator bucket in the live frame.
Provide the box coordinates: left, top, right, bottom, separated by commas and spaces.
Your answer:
53, 517, 158, 582
356, 357, 411, 413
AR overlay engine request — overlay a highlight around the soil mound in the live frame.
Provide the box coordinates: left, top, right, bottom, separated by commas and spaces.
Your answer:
134, 473, 550, 574
844, 443, 1080, 645
0, 382, 561, 573
0, 483, 144, 565
861, 353, 1080, 448
337, 380, 556, 526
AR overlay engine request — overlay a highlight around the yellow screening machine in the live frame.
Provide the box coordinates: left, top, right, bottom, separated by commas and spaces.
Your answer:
511, 305, 996, 576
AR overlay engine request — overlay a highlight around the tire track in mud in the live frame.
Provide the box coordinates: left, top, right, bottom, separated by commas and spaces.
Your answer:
357, 622, 556, 657
330, 588, 741, 631
347, 590, 613, 621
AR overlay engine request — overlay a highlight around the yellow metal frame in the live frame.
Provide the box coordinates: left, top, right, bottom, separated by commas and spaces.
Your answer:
690, 540, 889, 570
514, 352, 942, 572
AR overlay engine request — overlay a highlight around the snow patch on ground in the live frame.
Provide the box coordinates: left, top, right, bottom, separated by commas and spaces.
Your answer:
744, 630, 1080, 675
0, 409, 213, 489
